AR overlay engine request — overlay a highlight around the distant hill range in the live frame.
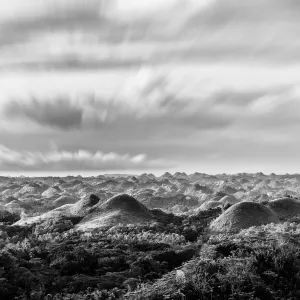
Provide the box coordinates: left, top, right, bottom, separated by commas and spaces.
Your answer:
1, 172, 300, 232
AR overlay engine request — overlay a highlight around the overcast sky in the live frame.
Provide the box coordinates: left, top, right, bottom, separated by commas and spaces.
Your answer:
0, 0, 300, 175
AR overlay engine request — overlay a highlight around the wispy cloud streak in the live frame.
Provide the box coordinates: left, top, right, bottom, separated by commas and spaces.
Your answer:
0, 145, 170, 171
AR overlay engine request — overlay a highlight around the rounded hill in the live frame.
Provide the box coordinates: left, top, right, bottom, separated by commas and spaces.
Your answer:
267, 197, 300, 220
15, 194, 101, 226
76, 194, 155, 230
210, 201, 279, 233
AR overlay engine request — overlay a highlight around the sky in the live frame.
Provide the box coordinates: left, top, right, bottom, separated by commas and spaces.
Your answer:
0, 0, 300, 176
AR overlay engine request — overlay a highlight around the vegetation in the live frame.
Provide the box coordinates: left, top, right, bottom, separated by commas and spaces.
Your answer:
2, 204, 300, 300
0, 209, 218, 300
128, 219, 300, 300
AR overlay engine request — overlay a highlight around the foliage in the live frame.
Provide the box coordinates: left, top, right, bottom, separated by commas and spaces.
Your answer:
127, 219, 300, 300
4, 204, 300, 300
0, 209, 217, 300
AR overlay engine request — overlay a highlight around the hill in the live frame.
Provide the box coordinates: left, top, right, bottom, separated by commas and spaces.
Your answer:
75, 194, 155, 231
210, 201, 279, 232
267, 197, 300, 220
15, 194, 101, 226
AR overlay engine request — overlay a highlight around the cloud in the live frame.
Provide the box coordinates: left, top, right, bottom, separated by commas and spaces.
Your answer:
239, 87, 300, 129
2, 66, 300, 139
117, 66, 185, 118
0, 0, 106, 24
3, 66, 298, 136
0, 145, 170, 171
5, 97, 83, 130
1, 67, 235, 132
2, 66, 300, 176
2, 0, 300, 69
176, 0, 300, 64
1, 80, 300, 174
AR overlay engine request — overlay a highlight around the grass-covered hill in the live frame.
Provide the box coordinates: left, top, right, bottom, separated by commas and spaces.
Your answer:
76, 194, 156, 230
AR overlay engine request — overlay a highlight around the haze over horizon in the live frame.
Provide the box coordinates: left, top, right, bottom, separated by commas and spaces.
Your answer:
1, 0, 299, 175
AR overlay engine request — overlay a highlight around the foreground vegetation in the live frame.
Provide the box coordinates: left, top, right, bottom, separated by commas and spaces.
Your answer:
0, 208, 217, 300
2, 209, 300, 299
128, 219, 300, 300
